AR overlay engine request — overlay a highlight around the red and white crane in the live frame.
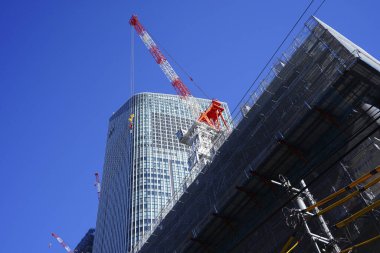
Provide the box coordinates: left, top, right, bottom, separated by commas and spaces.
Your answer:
51, 232, 73, 253
94, 172, 101, 200
129, 15, 228, 131
129, 16, 232, 252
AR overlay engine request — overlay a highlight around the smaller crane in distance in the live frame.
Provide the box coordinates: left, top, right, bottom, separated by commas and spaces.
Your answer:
51, 232, 73, 253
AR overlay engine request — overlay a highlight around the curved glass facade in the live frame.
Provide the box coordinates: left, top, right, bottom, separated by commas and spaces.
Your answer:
93, 92, 230, 253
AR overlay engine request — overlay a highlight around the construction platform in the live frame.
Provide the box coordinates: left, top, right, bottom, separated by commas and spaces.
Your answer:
133, 17, 380, 253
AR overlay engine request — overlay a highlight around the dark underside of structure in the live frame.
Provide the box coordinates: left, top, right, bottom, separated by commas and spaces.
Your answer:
75, 229, 95, 253
136, 17, 380, 253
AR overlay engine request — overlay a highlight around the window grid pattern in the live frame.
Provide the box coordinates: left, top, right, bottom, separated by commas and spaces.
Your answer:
93, 93, 231, 253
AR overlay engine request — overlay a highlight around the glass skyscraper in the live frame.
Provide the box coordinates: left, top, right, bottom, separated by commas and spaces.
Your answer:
93, 92, 231, 253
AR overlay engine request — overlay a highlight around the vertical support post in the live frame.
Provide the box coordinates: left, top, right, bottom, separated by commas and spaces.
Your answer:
300, 180, 341, 253
275, 175, 340, 253
292, 189, 323, 253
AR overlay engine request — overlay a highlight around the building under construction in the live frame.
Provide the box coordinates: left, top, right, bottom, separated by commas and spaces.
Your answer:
93, 92, 231, 253
132, 17, 380, 253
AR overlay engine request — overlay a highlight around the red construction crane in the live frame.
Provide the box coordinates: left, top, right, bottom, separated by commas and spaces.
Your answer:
51, 232, 73, 253
129, 15, 228, 131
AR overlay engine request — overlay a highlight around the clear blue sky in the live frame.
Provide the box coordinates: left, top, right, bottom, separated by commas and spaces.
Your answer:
0, 1, 379, 252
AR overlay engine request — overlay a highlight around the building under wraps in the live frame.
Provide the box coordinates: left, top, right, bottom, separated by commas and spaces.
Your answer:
133, 17, 380, 253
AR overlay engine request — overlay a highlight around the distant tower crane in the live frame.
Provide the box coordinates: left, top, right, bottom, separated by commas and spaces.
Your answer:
129, 15, 230, 170
51, 232, 73, 253
94, 172, 101, 200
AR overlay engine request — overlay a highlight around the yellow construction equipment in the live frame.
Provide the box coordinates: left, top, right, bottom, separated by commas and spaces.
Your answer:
128, 114, 135, 130
335, 199, 380, 228
306, 166, 380, 212
285, 241, 299, 253
317, 175, 380, 216
339, 234, 380, 253
279, 236, 297, 253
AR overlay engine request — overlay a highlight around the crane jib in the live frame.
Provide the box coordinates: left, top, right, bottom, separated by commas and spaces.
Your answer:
129, 14, 229, 131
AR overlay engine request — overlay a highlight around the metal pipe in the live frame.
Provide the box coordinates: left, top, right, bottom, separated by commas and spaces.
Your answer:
285, 179, 322, 253
271, 180, 301, 192
306, 166, 380, 211
309, 232, 330, 244
296, 198, 322, 253
300, 180, 341, 253
335, 200, 380, 228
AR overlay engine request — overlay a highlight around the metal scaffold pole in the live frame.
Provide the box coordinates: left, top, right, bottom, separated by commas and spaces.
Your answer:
274, 175, 341, 253
300, 180, 341, 253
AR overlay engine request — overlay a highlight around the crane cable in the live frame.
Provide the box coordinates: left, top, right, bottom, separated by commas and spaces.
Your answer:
129, 26, 136, 132
130, 25, 135, 97
151, 33, 211, 99
230, 0, 316, 117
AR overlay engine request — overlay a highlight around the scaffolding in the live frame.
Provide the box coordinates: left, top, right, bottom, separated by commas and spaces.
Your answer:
133, 16, 380, 253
